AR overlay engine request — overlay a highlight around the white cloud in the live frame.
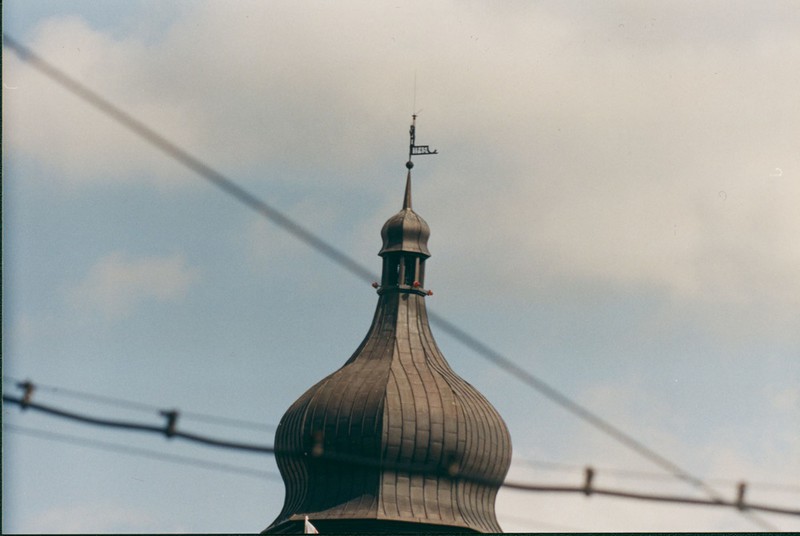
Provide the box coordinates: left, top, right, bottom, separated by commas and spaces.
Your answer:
3, 16, 200, 188
417, 2, 800, 327
66, 252, 200, 318
6, 0, 796, 340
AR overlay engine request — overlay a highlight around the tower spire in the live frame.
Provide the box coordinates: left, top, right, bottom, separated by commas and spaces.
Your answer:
402, 171, 412, 210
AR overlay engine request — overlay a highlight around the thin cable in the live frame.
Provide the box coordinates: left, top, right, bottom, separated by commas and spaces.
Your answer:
2, 376, 277, 432
4, 423, 281, 481
513, 456, 800, 493
500, 479, 800, 517
5, 394, 799, 520
7, 376, 794, 495
1, 35, 378, 286
706, 479, 800, 494
2, 394, 274, 455
1, 34, 777, 530
427, 310, 776, 530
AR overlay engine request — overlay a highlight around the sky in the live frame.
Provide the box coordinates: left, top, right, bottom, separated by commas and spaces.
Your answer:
2, 0, 799, 532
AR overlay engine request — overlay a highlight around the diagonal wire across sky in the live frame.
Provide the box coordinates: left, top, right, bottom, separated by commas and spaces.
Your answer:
2, 34, 779, 530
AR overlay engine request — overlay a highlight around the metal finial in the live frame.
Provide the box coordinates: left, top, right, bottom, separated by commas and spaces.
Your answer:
406, 114, 437, 170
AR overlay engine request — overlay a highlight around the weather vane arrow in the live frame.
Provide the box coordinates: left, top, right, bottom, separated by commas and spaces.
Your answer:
406, 114, 438, 170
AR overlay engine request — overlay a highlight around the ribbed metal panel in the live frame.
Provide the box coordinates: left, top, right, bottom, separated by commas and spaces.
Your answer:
379, 208, 431, 257
264, 176, 511, 534
265, 291, 511, 533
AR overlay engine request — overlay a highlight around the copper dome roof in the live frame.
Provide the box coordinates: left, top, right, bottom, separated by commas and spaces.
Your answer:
265, 171, 511, 534
379, 172, 431, 258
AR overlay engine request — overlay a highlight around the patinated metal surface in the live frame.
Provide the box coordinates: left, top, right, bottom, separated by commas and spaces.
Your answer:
264, 175, 511, 534
379, 173, 431, 257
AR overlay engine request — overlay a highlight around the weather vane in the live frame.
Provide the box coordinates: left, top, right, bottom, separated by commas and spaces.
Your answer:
406, 114, 438, 170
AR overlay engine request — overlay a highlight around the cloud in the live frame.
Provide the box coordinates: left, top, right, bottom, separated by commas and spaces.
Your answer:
6, 1, 799, 326
66, 252, 200, 318
2, 3, 421, 185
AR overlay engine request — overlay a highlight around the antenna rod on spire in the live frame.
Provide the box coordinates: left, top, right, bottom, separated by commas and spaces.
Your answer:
406, 114, 438, 171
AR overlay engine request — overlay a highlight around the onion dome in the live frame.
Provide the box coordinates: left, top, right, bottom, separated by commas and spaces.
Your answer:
379, 172, 431, 258
264, 157, 511, 534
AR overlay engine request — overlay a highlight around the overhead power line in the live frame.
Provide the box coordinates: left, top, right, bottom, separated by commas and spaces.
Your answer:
3, 394, 273, 454
5, 394, 799, 520
8, 377, 794, 495
513, 456, 800, 493
7, 379, 796, 495
420, 321, 778, 525
1, 35, 778, 530
5, 424, 582, 534
2, 35, 377, 285
4, 423, 281, 482
500, 480, 800, 517
2, 376, 277, 433
0, 424, 568, 534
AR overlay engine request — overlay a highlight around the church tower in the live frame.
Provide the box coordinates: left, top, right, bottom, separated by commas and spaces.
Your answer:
264, 118, 512, 533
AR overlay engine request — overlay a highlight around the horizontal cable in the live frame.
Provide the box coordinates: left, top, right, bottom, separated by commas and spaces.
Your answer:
8, 377, 794, 496
512, 456, 800, 493
501, 480, 800, 517
4, 423, 281, 481
3, 394, 274, 454
2, 376, 276, 432
5, 394, 799, 519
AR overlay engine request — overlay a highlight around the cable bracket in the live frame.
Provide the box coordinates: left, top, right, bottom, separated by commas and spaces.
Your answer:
160, 409, 179, 438
17, 380, 35, 409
